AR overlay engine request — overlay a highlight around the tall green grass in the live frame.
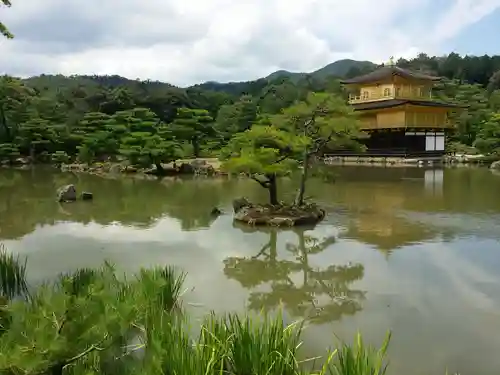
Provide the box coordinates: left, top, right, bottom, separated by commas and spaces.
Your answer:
0, 246, 393, 375
0, 244, 28, 301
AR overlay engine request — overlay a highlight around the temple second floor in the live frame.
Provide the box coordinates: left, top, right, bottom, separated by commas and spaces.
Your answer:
340, 65, 443, 104
348, 83, 434, 104
354, 102, 459, 130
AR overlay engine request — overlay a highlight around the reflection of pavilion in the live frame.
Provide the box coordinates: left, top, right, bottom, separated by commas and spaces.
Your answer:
340, 213, 437, 255
321, 167, 444, 255
223, 225, 366, 324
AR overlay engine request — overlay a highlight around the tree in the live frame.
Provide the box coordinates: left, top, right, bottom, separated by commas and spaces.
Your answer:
474, 113, 500, 155
116, 108, 180, 173
0, 0, 13, 39
222, 125, 306, 205
0, 143, 19, 163
214, 95, 258, 142
169, 108, 214, 158
433, 79, 492, 145
274, 92, 364, 206
72, 112, 126, 162
0, 76, 35, 142
15, 118, 60, 161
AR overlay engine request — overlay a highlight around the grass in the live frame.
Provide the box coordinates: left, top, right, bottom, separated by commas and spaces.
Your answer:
0, 245, 394, 375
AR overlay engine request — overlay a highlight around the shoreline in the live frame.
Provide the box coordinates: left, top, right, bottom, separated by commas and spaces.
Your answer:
323, 154, 499, 168
1, 154, 498, 180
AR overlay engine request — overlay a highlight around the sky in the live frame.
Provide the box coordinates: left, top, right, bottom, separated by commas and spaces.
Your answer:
1, 0, 500, 86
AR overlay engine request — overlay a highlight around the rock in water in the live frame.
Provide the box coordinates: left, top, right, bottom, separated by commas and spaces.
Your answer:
232, 197, 251, 213
81, 191, 93, 200
210, 207, 222, 216
57, 184, 77, 202
490, 160, 500, 170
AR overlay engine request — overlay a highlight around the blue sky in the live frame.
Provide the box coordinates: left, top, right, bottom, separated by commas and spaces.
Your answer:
447, 7, 500, 55
1, 0, 500, 85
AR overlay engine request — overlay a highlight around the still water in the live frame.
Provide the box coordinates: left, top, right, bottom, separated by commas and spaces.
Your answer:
1, 166, 500, 374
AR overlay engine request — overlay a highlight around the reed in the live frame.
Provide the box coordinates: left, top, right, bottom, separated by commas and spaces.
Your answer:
0, 244, 28, 301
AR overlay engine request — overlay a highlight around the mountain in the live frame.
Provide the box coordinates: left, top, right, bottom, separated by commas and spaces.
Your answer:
265, 59, 377, 82
191, 59, 377, 96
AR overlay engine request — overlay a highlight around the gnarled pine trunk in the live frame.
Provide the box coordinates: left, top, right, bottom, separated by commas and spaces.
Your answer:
266, 173, 279, 205
295, 150, 310, 206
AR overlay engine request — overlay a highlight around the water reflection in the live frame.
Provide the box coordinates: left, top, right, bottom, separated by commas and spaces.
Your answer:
340, 213, 437, 255
224, 225, 365, 323
1, 167, 500, 375
0, 168, 261, 239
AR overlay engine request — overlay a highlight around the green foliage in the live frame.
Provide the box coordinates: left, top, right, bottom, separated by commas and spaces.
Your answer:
0, 244, 27, 301
0, 0, 13, 39
117, 108, 180, 168
0, 143, 19, 163
222, 125, 305, 177
276, 92, 365, 153
474, 113, 500, 155
214, 95, 258, 141
331, 331, 391, 375
73, 112, 120, 161
170, 107, 214, 158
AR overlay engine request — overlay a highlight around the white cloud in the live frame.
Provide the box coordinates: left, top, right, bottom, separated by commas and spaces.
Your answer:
0, 0, 499, 86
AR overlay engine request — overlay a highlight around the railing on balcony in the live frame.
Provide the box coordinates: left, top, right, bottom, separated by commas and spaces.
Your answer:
348, 87, 433, 104
324, 148, 446, 158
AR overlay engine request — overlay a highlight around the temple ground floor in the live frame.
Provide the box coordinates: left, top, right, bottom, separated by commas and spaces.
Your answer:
326, 129, 448, 158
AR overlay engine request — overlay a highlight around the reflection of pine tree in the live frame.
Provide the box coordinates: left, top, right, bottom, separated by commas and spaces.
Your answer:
223, 228, 365, 324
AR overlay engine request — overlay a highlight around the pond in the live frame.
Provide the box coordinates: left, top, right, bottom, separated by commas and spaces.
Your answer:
1, 166, 500, 375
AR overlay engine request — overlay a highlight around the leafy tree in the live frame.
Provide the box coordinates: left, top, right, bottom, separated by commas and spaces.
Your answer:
258, 79, 303, 114
117, 108, 180, 172
273, 92, 364, 206
487, 70, 500, 94
0, 143, 19, 163
433, 80, 492, 146
72, 112, 125, 162
214, 95, 258, 142
489, 90, 500, 112
222, 125, 306, 205
0, 0, 13, 39
474, 113, 500, 155
0, 76, 35, 142
170, 108, 214, 158
15, 117, 60, 161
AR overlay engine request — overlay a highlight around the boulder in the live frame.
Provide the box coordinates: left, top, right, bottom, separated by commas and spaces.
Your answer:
109, 164, 123, 174
232, 197, 252, 213
191, 159, 207, 167
81, 191, 93, 200
490, 160, 500, 170
178, 163, 195, 174
194, 164, 216, 175
210, 207, 222, 216
57, 184, 77, 202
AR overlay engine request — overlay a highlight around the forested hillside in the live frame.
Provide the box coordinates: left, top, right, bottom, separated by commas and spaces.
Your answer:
1, 52, 500, 167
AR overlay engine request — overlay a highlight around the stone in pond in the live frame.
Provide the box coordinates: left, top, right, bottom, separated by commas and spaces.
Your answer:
57, 184, 77, 202
210, 207, 222, 216
81, 191, 93, 200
